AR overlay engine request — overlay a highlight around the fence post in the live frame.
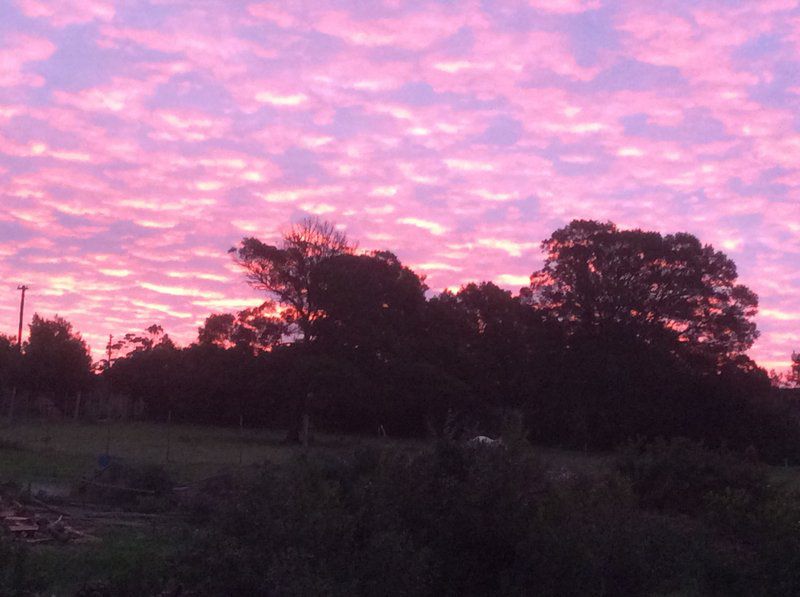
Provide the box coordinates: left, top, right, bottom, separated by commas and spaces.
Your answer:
239, 413, 244, 466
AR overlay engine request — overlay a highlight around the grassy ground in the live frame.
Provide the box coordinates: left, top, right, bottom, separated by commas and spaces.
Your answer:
14, 528, 182, 596
2, 419, 797, 490
0, 421, 431, 594
0, 420, 429, 488
1, 420, 799, 595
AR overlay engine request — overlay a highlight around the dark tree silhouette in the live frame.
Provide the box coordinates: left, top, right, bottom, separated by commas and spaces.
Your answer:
112, 324, 175, 356
526, 220, 759, 364
233, 304, 285, 351
230, 218, 354, 343
198, 308, 285, 353
430, 282, 537, 412
0, 334, 22, 416
309, 250, 445, 435
310, 250, 428, 359
106, 325, 180, 420
37, 217, 797, 461
24, 314, 92, 414
198, 313, 236, 348
789, 351, 800, 387
0, 334, 16, 385
514, 222, 793, 453
230, 218, 354, 440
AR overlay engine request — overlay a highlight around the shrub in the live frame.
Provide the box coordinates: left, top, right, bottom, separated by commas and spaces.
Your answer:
178, 442, 737, 596
616, 437, 768, 516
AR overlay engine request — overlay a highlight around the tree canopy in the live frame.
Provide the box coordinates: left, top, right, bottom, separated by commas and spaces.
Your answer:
198, 307, 284, 353
309, 250, 428, 359
230, 218, 354, 343
23, 314, 92, 409
789, 351, 800, 387
526, 220, 759, 364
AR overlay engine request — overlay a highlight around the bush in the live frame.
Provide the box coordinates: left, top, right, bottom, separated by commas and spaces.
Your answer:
178, 442, 738, 596
616, 437, 768, 517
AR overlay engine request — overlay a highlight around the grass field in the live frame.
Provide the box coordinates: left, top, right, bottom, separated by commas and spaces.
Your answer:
0, 420, 433, 489
0, 419, 619, 492
2, 420, 800, 595
0, 421, 433, 594
2, 419, 799, 492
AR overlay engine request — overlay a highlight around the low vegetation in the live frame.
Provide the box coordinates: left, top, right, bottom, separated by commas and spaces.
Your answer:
172, 439, 800, 596
1, 429, 800, 595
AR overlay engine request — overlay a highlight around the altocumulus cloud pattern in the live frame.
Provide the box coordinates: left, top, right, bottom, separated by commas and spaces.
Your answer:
0, 0, 798, 369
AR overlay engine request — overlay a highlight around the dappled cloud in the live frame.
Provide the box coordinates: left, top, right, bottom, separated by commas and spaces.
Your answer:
0, 0, 799, 370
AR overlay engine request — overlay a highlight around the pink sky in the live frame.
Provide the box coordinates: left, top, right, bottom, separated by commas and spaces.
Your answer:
0, 0, 798, 370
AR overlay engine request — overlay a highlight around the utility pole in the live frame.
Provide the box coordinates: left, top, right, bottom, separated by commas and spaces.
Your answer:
9, 285, 27, 423
16, 285, 28, 351
106, 334, 113, 370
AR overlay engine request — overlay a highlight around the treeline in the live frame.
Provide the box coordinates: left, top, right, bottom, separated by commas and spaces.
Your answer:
2, 219, 800, 460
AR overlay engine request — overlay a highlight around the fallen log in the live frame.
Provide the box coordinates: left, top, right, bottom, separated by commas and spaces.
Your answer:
77, 479, 157, 495
30, 496, 71, 517
7, 523, 39, 533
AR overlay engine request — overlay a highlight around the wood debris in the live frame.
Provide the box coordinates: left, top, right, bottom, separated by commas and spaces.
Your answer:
0, 494, 99, 544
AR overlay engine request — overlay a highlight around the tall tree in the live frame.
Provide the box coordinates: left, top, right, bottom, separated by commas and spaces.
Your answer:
0, 334, 21, 410
24, 314, 92, 414
231, 218, 354, 440
197, 313, 236, 348
526, 220, 759, 364
309, 250, 427, 359
430, 283, 534, 411
789, 351, 800, 387
106, 325, 180, 420
112, 324, 175, 356
230, 218, 354, 343
307, 251, 434, 434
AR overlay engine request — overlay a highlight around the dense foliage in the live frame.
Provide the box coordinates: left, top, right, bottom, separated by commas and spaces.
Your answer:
168, 439, 800, 596
527, 220, 759, 360
0, 314, 92, 417
4, 439, 800, 595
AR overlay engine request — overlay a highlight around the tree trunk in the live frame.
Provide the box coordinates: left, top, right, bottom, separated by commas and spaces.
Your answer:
285, 391, 309, 444
285, 334, 312, 444
73, 391, 82, 421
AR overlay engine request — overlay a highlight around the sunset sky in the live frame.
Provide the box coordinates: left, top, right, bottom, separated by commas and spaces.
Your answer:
0, 0, 799, 369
